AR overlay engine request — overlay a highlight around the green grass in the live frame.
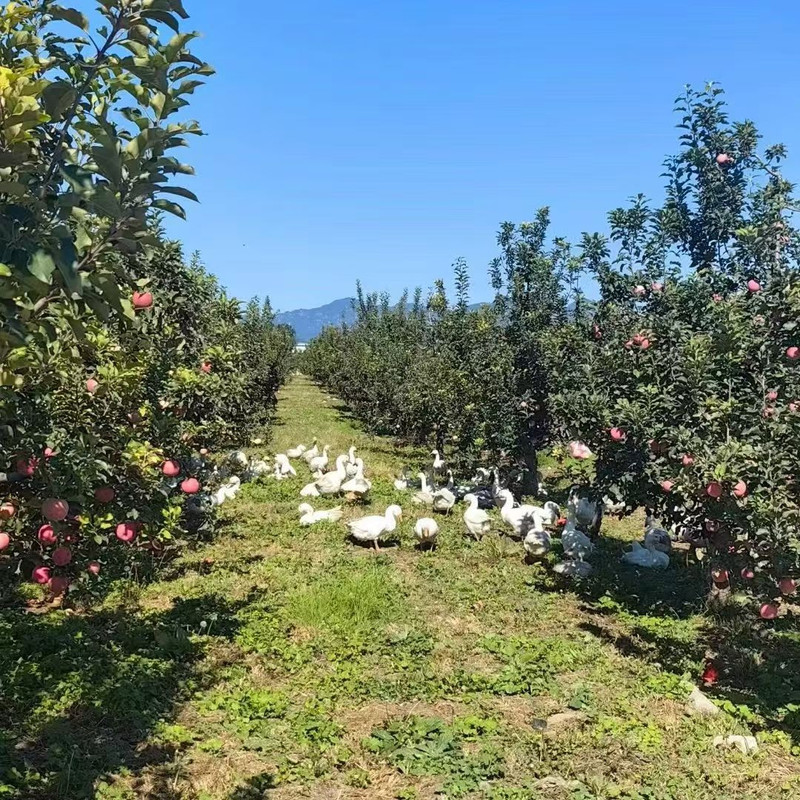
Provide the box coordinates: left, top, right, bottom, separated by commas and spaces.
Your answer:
1, 375, 799, 800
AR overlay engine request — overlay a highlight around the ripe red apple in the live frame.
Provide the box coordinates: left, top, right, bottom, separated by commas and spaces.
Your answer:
42, 498, 69, 522
15, 457, 38, 477
767, 390, 778, 401
180, 477, 200, 494
0, 501, 16, 520
762, 406, 776, 419
49, 575, 70, 596
787, 346, 800, 360
115, 521, 141, 543
682, 454, 694, 467
86, 378, 99, 394
660, 480, 674, 493
87, 561, 101, 576
632, 333, 644, 346
760, 603, 778, 620
732, 480, 748, 499
624, 339, 634, 349
632, 285, 646, 297
706, 482, 723, 499
592, 323, 602, 340
712, 293, 723, 302
741, 567, 755, 580
0, 532, 10, 551
712, 568, 730, 586
32, 565, 51, 584
747, 279, 761, 293
568, 441, 592, 460
94, 486, 115, 504
201, 361, 212, 374
651, 281, 664, 293
716, 153, 732, 165
779, 577, 797, 595
132, 291, 153, 310
701, 662, 719, 685
52, 547, 72, 567
38, 524, 57, 545
609, 427, 626, 442
639, 338, 651, 350
161, 460, 181, 477
790, 402, 800, 413
43, 447, 56, 459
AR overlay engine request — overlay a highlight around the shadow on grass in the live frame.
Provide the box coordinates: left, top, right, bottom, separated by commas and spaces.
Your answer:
0, 594, 244, 799
228, 771, 278, 798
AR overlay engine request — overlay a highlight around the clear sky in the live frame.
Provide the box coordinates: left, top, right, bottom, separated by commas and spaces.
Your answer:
169, 0, 800, 311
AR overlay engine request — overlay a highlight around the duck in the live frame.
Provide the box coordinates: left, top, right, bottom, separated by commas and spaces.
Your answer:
347, 446, 358, 465
531, 500, 561, 527
431, 449, 446, 472
567, 486, 604, 535
432, 471, 456, 513
644, 515, 672, 553
228, 450, 249, 470
412, 472, 435, 506
553, 559, 593, 578
244, 459, 271, 480
315, 454, 348, 495
523, 526, 552, 558
498, 490, 544, 538
212, 476, 241, 506
561, 521, 594, 560
393, 471, 409, 491
341, 459, 371, 500
414, 517, 439, 547
463, 493, 491, 539
622, 541, 670, 569
308, 445, 330, 474
287, 444, 308, 459
345, 449, 360, 479
347, 505, 403, 551
302, 441, 320, 463
300, 482, 321, 497
298, 503, 343, 526
274, 453, 297, 477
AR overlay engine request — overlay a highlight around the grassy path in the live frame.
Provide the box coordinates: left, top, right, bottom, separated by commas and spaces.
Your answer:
4, 377, 798, 799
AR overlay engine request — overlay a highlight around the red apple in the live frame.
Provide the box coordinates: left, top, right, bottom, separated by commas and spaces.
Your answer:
639, 338, 651, 350
632, 285, 646, 297
767, 390, 778, 401
763, 406, 776, 419
716, 153, 732, 165
660, 480, 674, 493
161, 460, 181, 478
52, 547, 72, 567
43, 447, 56, 459
706, 482, 723, 499
624, 339, 634, 349
42, 498, 69, 522
0, 501, 16, 520
787, 346, 800, 360
779, 577, 797, 595
651, 281, 664, 293
49, 575, 70, 596
701, 662, 719, 686
0, 532, 10, 551
87, 561, 101, 576
94, 486, 115, 504
790, 402, 799, 413
32, 565, 51, 584
568, 441, 592, 460
86, 378, 99, 394
609, 427, 626, 442
132, 291, 153, 309
712, 568, 730, 586
741, 567, 755, 580
201, 361, 212, 374
747, 279, 761, 293
38, 524, 57, 545
732, 480, 748, 499
180, 477, 200, 494
633, 333, 644, 346
115, 521, 141, 543
712, 293, 723, 302
682, 454, 695, 467
760, 603, 779, 620
15, 457, 38, 477
592, 323, 602, 340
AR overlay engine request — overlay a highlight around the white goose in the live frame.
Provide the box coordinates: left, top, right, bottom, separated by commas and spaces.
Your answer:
308, 445, 331, 474
347, 505, 403, 551
622, 542, 670, 569
412, 472, 435, 506
414, 517, 439, 547
341, 458, 371, 500
287, 444, 307, 459
300, 482, 321, 497
431, 449, 446, 472
498, 490, 543, 538
274, 453, 297, 477
554, 560, 593, 578
393, 472, 409, 491
298, 503, 343, 526
568, 487, 603, 535
302, 441, 320, 464
523, 526, 552, 558
463, 493, 491, 539
315, 454, 348, 495
644, 515, 672, 553
432, 471, 456, 513
561, 521, 594, 560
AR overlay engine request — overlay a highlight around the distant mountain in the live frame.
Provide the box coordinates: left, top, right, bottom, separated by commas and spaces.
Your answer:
275, 297, 355, 342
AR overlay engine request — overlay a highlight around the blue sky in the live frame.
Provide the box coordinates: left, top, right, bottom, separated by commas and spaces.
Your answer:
168, 0, 800, 311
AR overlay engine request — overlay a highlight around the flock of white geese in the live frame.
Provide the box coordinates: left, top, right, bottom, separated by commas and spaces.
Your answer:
250, 439, 674, 575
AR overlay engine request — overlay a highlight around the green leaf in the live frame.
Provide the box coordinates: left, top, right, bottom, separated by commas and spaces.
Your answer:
50, 5, 89, 31
153, 198, 186, 219
158, 185, 198, 203
40, 81, 78, 121
56, 238, 82, 296
27, 251, 56, 284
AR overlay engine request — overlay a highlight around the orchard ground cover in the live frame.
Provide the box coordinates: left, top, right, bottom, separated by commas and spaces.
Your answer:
2, 376, 798, 800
